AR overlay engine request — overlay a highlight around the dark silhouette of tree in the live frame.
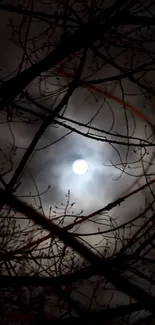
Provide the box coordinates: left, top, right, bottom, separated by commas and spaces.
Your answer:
0, 0, 155, 324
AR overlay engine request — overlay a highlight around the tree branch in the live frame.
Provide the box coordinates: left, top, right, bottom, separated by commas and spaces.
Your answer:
1, 189, 155, 313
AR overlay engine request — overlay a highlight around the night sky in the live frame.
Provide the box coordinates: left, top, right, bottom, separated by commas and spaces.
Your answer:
0, 0, 154, 247
0, 0, 155, 321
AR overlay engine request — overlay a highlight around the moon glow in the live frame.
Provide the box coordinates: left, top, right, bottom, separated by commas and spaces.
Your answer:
72, 159, 88, 175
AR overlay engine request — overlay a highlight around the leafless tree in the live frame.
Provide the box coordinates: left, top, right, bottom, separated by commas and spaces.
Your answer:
0, 0, 155, 324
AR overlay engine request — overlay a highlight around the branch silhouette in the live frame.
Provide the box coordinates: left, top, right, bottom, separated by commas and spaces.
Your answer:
1, 188, 155, 314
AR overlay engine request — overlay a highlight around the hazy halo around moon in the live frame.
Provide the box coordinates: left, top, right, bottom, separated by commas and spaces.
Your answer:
72, 159, 88, 175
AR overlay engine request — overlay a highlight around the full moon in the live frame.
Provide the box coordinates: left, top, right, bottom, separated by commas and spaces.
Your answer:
72, 159, 88, 175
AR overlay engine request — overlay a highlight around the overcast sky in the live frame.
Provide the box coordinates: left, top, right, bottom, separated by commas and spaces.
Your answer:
1, 3, 155, 322
0, 1, 155, 235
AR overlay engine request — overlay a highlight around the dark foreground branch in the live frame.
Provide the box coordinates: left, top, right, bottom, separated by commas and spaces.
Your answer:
1, 189, 155, 313
45, 303, 143, 325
